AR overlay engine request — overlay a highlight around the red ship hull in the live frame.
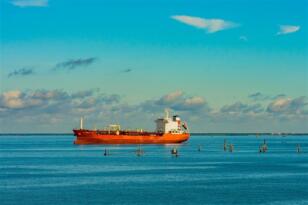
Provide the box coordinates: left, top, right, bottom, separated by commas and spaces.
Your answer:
73, 129, 190, 144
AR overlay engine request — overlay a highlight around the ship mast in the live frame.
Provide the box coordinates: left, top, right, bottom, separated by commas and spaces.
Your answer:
80, 117, 83, 129
164, 108, 170, 119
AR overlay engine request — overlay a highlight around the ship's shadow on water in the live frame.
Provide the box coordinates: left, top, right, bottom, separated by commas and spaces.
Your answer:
1, 134, 308, 205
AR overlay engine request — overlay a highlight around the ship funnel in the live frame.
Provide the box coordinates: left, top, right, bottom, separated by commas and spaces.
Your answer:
80, 117, 83, 129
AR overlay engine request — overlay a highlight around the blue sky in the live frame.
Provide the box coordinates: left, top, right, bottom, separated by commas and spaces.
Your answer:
0, 0, 307, 133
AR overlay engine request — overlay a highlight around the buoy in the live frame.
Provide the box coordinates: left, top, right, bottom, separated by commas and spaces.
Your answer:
171, 148, 178, 157
263, 140, 268, 153
258, 140, 268, 153
198, 145, 202, 152
263, 145, 268, 153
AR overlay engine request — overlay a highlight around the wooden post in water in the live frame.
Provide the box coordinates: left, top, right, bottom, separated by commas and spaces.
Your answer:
229, 144, 234, 153
136, 145, 144, 157
263, 140, 268, 153
103, 148, 110, 156
297, 144, 301, 153
259, 145, 262, 153
224, 139, 227, 152
198, 145, 202, 152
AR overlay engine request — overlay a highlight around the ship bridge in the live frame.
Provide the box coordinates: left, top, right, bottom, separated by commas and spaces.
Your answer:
155, 110, 188, 134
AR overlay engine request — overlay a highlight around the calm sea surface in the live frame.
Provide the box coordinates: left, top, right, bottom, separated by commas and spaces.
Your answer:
1, 134, 308, 205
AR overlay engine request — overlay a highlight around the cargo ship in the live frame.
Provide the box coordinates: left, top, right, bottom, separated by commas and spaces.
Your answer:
73, 110, 190, 144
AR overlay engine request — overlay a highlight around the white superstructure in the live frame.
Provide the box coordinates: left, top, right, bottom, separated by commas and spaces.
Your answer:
155, 110, 187, 134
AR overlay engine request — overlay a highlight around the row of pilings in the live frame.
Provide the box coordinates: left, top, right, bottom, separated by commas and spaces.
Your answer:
102, 139, 303, 157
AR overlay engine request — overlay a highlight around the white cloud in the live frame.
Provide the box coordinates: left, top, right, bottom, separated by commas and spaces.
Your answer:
11, 0, 48, 7
1, 90, 25, 109
267, 96, 307, 115
171, 15, 239, 33
239, 35, 248, 41
161, 90, 183, 102
277, 25, 300, 35
184, 96, 205, 106
142, 90, 208, 112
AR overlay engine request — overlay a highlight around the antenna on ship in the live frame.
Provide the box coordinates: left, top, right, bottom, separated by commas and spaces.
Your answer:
80, 117, 84, 130
165, 108, 170, 119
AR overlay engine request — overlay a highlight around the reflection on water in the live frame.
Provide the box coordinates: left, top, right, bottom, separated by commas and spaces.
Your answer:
1, 134, 308, 205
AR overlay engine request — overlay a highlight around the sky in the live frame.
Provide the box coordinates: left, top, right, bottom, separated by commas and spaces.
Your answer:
0, 0, 307, 133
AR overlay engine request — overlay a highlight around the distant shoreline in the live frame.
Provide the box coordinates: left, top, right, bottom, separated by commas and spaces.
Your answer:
0, 133, 307, 136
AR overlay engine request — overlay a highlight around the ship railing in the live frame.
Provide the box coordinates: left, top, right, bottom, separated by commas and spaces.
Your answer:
95, 130, 163, 136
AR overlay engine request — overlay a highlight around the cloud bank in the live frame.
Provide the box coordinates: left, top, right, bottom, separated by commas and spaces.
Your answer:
171, 15, 239, 33
0, 90, 307, 133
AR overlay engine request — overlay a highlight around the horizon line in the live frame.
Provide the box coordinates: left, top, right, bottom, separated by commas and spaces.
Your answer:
0, 132, 307, 136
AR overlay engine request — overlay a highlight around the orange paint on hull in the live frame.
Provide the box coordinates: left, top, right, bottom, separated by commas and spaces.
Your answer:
73, 129, 190, 144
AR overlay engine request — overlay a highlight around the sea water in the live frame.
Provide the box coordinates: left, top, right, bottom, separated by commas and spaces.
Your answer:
1, 134, 308, 205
